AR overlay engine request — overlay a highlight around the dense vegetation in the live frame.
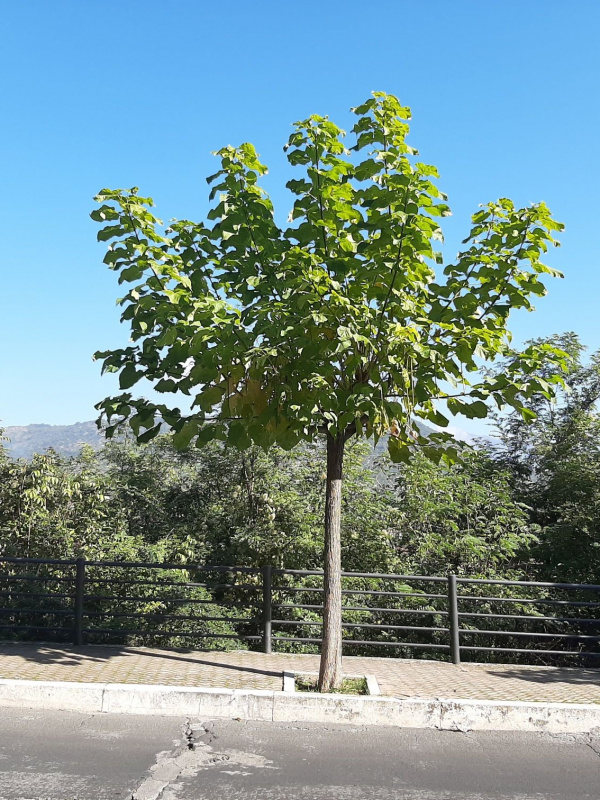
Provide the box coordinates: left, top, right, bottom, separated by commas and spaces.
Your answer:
2, 334, 600, 659
2, 333, 598, 582
0, 419, 535, 577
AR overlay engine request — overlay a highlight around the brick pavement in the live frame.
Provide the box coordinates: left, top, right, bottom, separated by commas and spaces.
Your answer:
0, 643, 599, 703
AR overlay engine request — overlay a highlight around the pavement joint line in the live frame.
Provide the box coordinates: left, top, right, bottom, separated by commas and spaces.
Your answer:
2, 677, 600, 733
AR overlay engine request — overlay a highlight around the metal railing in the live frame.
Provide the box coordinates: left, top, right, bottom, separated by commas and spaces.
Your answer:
1, 556, 600, 666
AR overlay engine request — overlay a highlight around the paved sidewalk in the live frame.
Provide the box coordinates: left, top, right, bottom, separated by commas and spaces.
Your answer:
0, 643, 599, 703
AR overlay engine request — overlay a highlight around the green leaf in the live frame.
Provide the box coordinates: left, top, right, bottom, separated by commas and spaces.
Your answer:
173, 420, 199, 450
228, 422, 252, 450
97, 224, 124, 242
464, 400, 489, 419
388, 437, 411, 463
119, 363, 142, 390
196, 385, 224, 412
519, 407, 537, 422
137, 423, 161, 444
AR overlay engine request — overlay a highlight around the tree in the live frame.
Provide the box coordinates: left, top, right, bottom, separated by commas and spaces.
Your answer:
0, 448, 106, 559
389, 451, 535, 577
92, 92, 566, 690
491, 334, 600, 583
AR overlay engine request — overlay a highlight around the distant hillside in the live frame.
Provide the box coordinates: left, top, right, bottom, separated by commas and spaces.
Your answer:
2, 419, 474, 461
3, 422, 103, 460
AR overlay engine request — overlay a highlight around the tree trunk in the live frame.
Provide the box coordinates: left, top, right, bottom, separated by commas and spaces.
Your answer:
318, 431, 345, 692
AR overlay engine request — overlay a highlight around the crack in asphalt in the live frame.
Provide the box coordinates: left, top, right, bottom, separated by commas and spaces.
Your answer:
129, 720, 275, 800
581, 732, 600, 759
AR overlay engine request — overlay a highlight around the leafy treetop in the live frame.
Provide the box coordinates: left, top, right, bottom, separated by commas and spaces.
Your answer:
92, 92, 566, 461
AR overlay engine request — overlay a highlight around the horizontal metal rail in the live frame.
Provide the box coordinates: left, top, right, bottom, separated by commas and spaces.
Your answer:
272, 620, 449, 633
87, 597, 254, 608
85, 583, 260, 594
84, 611, 257, 623
458, 577, 600, 591
85, 560, 260, 572
0, 624, 71, 632
273, 603, 448, 616
0, 608, 73, 616
274, 587, 446, 599
458, 611, 600, 624
87, 577, 257, 589
0, 556, 74, 565
82, 594, 257, 604
460, 646, 600, 656
81, 628, 262, 639
0, 574, 73, 583
0, 591, 73, 600
459, 628, 600, 641
457, 595, 600, 608
275, 636, 450, 649
274, 569, 447, 581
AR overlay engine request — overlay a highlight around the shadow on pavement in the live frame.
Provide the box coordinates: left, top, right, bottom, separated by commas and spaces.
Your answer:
0, 642, 283, 679
485, 665, 600, 686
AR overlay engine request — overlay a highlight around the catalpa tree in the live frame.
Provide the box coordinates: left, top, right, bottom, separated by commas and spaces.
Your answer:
92, 93, 566, 690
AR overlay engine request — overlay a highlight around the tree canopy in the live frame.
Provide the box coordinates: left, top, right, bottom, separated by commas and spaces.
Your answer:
92, 92, 566, 461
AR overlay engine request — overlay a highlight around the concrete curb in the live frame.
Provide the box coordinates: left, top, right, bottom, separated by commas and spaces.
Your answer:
1, 678, 599, 733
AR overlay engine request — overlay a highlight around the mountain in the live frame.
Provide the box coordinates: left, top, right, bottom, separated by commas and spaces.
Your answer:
1, 419, 480, 461
2, 422, 103, 460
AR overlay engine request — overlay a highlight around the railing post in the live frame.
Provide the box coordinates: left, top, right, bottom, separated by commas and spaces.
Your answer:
448, 573, 460, 665
74, 557, 86, 646
262, 565, 273, 654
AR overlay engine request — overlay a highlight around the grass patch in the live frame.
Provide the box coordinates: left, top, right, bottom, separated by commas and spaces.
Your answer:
295, 675, 368, 695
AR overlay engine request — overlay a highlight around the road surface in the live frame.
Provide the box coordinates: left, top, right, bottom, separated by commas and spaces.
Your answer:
0, 708, 598, 799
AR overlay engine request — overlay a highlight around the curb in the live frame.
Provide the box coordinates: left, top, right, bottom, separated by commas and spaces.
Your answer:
1, 678, 599, 733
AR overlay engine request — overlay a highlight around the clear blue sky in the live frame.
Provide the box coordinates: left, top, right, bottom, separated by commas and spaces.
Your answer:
1, 0, 598, 434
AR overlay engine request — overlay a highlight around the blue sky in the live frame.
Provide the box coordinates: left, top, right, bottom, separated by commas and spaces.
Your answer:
1, 0, 598, 436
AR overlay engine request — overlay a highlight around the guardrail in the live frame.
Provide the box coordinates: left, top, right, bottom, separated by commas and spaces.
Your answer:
1, 556, 600, 666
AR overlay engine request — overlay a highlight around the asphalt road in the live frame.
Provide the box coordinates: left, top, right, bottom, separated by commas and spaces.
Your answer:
0, 709, 598, 799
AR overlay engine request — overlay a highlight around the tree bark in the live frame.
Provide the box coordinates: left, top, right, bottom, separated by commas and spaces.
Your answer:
318, 431, 345, 692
